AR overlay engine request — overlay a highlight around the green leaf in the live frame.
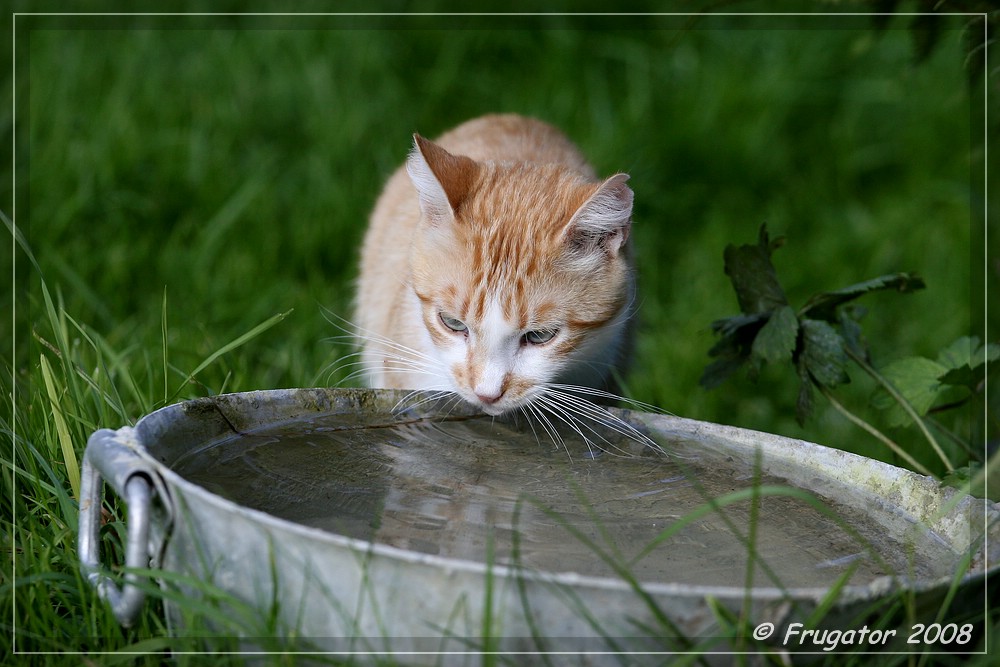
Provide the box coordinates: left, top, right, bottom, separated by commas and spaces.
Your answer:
722, 224, 788, 315
838, 307, 867, 359
871, 356, 948, 427
869, 336, 996, 427
936, 336, 979, 369
702, 313, 770, 389
705, 225, 792, 390
799, 319, 849, 388
709, 312, 769, 339
751, 305, 799, 365
938, 365, 982, 392
936, 336, 999, 391
799, 272, 926, 323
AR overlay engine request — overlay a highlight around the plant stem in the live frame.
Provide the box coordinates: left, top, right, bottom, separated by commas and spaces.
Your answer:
966, 448, 1000, 500
843, 346, 954, 472
818, 384, 935, 477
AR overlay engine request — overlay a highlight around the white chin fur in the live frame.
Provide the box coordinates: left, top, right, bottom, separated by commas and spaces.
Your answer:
480, 402, 508, 416
459, 391, 513, 416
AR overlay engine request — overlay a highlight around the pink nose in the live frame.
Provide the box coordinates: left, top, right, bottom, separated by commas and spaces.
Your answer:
475, 390, 504, 405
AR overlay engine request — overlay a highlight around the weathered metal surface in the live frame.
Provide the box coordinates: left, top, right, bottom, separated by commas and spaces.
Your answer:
79, 387, 998, 661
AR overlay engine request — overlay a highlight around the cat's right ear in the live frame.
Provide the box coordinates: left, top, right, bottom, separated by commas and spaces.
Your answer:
406, 134, 479, 225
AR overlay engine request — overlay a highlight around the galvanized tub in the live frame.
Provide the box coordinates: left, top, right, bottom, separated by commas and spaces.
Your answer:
79, 387, 998, 661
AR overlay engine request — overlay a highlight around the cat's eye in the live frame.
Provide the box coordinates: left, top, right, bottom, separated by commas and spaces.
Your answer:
523, 329, 557, 345
439, 313, 468, 334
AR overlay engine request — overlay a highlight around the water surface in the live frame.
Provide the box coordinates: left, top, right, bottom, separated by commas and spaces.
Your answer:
175, 413, 955, 589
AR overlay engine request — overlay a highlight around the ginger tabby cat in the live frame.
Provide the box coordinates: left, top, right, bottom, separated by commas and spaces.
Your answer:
354, 114, 641, 447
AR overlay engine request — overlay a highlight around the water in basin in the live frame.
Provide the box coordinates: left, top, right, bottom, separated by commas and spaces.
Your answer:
174, 412, 956, 589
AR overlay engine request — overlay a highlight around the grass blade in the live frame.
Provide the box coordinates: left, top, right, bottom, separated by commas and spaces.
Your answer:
170, 309, 293, 400
38, 354, 80, 499
161, 287, 169, 404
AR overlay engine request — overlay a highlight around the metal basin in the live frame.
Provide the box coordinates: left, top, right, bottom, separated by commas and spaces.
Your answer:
79, 387, 998, 661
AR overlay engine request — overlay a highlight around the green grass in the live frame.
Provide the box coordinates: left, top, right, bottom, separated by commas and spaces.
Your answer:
6, 4, 995, 664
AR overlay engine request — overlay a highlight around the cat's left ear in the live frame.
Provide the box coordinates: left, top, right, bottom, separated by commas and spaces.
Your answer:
564, 174, 633, 259
406, 134, 479, 225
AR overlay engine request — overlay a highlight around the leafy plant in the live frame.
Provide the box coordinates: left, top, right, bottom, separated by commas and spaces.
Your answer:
702, 224, 923, 422
872, 336, 997, 428
702, 225, 993, 479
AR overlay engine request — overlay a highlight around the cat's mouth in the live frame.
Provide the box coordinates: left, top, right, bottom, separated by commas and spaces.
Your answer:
460, 393, 511, 416
453, 387, 519, 416
463, 387, 539, 417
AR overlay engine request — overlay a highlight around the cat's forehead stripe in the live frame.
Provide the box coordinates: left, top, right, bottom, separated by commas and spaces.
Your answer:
569, 312, 621, 331
507, 277, 529, 329
468, 222, 546, 320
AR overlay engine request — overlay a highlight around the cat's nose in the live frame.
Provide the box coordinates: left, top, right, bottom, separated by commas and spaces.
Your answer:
475, 389, 504, 405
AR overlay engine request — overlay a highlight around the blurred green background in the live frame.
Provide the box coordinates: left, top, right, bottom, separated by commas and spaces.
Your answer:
12, 7, 991, 473
5, 4, 996, 658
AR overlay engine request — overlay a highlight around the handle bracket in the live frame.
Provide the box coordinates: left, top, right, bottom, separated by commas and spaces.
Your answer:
78, 427, 163, 628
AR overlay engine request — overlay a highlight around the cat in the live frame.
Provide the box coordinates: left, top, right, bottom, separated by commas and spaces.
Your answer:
352, 114, 644, 449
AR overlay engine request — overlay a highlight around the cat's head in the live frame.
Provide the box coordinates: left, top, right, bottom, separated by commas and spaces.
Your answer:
406, 134, 634, 415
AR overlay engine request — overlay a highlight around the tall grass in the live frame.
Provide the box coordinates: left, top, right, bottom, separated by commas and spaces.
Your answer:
14, 10, 984, 456
7, 5, 993, 663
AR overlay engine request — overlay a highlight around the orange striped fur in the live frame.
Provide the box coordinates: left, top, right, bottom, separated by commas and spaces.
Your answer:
355, 114, 635, 416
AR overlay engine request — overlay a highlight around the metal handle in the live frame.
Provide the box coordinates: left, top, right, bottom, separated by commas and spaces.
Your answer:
78, 427, 161, 628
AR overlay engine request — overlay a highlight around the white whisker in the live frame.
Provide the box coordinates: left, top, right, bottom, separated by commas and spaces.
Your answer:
319, 310, 667, 462
531, 395, 613, 459
545, 383, 668, 415
536, 385, 666, 456
320, 309, 452, 394
544, 390, 648, 441
521, 402, 570, 460
323, 309, 439, 364
395, 389, 454, 414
